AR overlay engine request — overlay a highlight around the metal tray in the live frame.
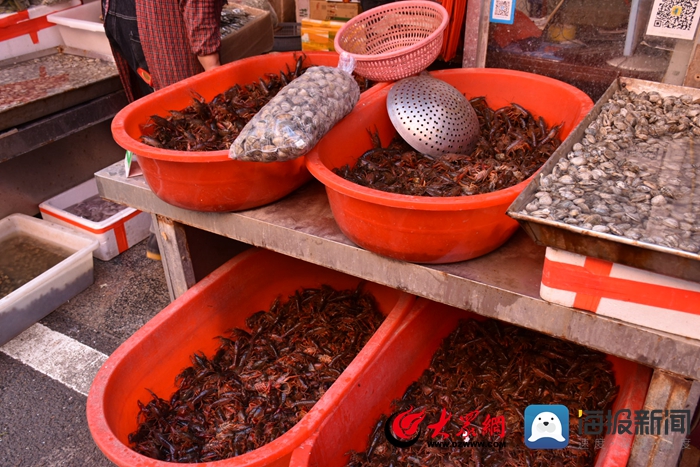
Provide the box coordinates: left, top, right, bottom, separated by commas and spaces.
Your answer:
508, 77, 700, 283
0, 49, 119, 132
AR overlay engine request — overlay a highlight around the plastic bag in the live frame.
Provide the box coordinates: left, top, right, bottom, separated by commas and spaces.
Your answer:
229, 54, 360, 162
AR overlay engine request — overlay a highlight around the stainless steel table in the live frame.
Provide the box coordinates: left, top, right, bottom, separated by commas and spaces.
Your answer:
96, 161, 700, 467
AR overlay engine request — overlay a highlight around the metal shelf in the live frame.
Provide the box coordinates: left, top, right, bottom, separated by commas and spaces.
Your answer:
95, 161, 700, 380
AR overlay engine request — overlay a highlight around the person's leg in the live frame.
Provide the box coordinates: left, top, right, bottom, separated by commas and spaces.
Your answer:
103, 0, 153, 98
104, 0, 160, 260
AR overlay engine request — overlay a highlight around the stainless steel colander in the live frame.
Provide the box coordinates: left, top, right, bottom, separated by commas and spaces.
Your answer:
386, 74, 479, 157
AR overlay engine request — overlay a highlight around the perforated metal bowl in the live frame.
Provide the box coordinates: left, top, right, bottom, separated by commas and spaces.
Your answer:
386, 74, 480, 157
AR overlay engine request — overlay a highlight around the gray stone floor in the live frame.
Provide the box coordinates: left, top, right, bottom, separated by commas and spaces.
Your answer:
0, 239, 170, 467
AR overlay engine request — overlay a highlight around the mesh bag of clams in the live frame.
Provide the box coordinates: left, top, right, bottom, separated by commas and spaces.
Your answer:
229, 54, 360, 162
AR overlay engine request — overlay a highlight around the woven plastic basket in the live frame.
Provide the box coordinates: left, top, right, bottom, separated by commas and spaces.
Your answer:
334, 1, 449, 82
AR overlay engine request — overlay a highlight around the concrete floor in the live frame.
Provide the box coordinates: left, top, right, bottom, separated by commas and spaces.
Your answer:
1, 235, 699, 467
0, 239, 171, 467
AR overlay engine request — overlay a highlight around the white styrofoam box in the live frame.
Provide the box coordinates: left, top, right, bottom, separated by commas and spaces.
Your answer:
39, 178, 151, 261
0, 0, 81, 61
540, 247, 700, 340
46, 1, 114, 61
0, 214, 98, 346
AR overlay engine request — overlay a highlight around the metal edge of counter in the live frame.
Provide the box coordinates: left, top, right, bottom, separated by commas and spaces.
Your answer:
95, 162, 700, 381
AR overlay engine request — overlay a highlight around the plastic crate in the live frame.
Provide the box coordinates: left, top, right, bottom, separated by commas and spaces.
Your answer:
273, 22, 301, 51
46, 1, 113, 61
39, 178, 151, 261
87, 248, 416, 467
0, 213, 98, 346
289, 300, 652, 467
300, 18, 345, 52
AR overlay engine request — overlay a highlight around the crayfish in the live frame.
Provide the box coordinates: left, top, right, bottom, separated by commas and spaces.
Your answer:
128, 284, 384, 462
335, 99, 563, 197
139, 53, 311, 152
347, 319, 618, 467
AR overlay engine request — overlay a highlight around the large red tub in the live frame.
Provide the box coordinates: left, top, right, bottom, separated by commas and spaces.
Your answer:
305, 68, 594, 263
289, 300, 652, 467
86, 248, 416, 466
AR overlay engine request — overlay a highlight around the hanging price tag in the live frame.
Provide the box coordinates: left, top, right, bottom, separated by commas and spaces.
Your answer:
490, 0, 515, 24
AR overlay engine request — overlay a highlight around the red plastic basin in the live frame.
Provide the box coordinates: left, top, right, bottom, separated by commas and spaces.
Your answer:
110, 52, 386, 212
289, 300, 652, 467
305, 68, 594, 263
86, 248, 415, 467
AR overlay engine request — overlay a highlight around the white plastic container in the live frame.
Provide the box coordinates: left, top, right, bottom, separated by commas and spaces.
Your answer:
541, 247, 700, 340
0, 214, 98, 346
0, 0, 81, 62
39, 178, 151, 261
46, 1, 114, 61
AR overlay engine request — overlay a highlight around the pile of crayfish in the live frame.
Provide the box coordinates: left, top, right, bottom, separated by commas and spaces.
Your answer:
335, 98, 562, 196
128, 284, 384, 462
347, 318, 619, 467
139, 53, 373, 152
140, 54, 309, 151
